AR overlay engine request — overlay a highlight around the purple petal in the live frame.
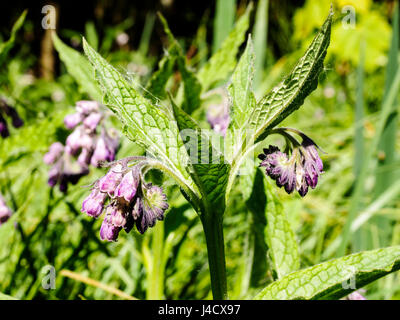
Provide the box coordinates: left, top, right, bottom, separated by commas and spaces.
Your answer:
82, 188, 107, 218
64, 113, 83, 129
98, 164, 124, 197
115, 168, 139, 202
100, 219, 121, 241
83, 112, 102, 131
44, 142, 64, 165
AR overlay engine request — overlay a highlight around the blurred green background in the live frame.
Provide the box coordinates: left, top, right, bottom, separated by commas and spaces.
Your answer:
0, 0, 399, 300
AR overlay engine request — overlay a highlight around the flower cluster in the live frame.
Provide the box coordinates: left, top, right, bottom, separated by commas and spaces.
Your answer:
0, 194, 12, 226
44, 100, 119, 192
0, 98, 23, 138
258, 130, 323, 197
82, 161, 169, 241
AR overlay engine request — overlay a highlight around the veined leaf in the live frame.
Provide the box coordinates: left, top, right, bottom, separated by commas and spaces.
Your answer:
53, 33, 102, 101
228, 35, 256, 131
248, 8, 332, 142
245, 166, 299, 279
241, 165, 268, 292
82, 38, 195, 192
255, 246, 400, 300
171, 100, 230, 213
197, 4, 252, 92
0, 10, 27, 64
237, 164, 298, 291
264, 178, 300, 279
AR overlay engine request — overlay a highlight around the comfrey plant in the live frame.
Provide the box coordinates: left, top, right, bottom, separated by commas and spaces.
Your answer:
74, 7, 400, 300
44, 100, 119, 192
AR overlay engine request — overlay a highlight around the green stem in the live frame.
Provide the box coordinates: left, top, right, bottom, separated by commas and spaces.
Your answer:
148, 222, 165, 299
200, 210, 228, 300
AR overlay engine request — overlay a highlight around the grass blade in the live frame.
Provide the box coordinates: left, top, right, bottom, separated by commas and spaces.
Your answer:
212, 0, 236, 53
253, 0, 269, 89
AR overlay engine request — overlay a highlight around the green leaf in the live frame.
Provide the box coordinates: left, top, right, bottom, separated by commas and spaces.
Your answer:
241, 165, 268, 291
145, 53, 175, 103
198, 4, 252, 92
255, 246, 400, 300
52, 33, 102, 101
85, 21, 99, 51
248, 8, 332, 142
236, 163, 298, 292
0, 10, 27, 64
263, 178, 300, 279
82, 38, 195, 192
228, 35, 256, 131
253, 0, 269, 88
212, 0, 236, 53
176, 57, 202, 115
151, 14, 202, 114
244, 165, 299, 279
0, 292, 17, 300
171, 100, 230, 213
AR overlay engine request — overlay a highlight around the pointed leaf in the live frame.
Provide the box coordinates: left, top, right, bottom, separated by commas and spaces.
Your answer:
172, 101, 230, 212
53, 33, 102, 101
264, 178, 300, 279
0, 10, 27, 64
228, 35, 256, 131
255, 246, 400, 300
249, 9, 332, 142
82, 38, 194, 190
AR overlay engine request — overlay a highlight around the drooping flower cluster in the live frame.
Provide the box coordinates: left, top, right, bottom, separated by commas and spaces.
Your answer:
0, 194, 12, 226
44, 100, 119, 192
206, 88, 230, 136
0, 98, 24, 138
82, 161, 169, 241
258, 129, 324, 197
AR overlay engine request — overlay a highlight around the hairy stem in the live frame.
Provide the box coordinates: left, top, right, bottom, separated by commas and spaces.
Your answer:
147, 222, 165, 299
200, 210, 228, 300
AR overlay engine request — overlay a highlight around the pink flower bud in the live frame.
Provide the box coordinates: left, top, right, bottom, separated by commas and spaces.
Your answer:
43, 142, 64, 165
83, 112, 102, 131
82, 188, 107, 218
64, 112, 83, 129
98, 164, 124, 197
